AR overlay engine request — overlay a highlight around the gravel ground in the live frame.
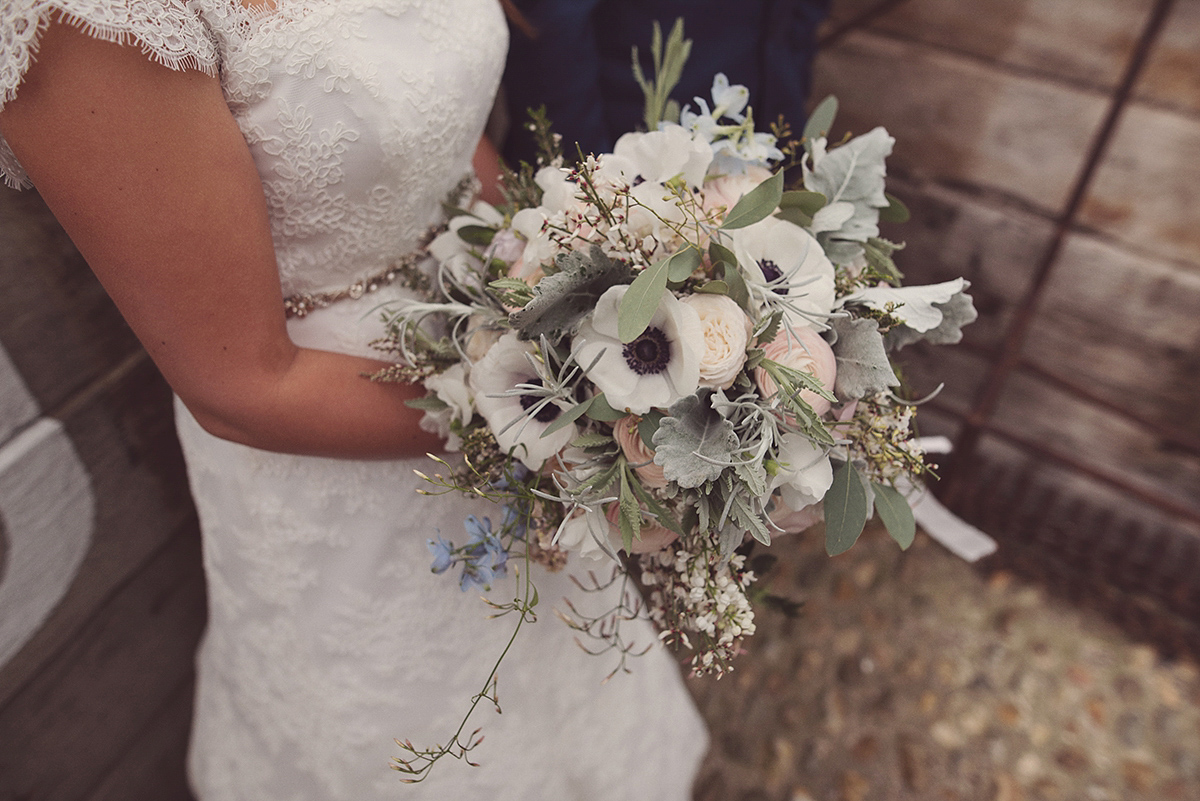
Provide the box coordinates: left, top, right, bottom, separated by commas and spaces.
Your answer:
687, 523, 1200, 801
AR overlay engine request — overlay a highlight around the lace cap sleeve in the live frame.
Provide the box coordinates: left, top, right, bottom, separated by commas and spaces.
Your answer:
1, 0, 220, 188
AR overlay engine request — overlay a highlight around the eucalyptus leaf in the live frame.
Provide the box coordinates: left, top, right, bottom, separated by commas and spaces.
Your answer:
652, 392, 738, 489
711, 242, 751, 310
872, 482, 916, 549
719, 170, 784, 231
666, 245, 703, 283
774, 207, 812, 228
617, 252, 672, 343
828, 316, 900, 401
510, 245, 634, 340
803, 95, 838, 144
694, 280, 730, 295
779, 190, 828, 216
584, 392, 626, 421
825, 460, 868, 556
879, 192, 910, 223
637, 410, 664, 449
456, 225, 496, 246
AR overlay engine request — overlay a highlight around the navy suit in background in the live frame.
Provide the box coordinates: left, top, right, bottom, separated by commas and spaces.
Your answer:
501, 0, 831, 165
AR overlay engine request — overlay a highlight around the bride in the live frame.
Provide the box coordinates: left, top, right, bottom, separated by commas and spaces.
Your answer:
0, 1, 708, 798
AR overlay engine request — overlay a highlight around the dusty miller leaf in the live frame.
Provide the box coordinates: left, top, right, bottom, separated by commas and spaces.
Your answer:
652, 391, 738, 489
803, 126, 894, 244
509, 245, 633, 340
828, 316, 900, 401
886, 286, 978, 351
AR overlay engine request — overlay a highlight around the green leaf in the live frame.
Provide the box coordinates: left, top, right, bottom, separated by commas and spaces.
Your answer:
779, 190, 828, 216
618, 465, 640, 552
617, 252, 672, 343
571, 432, 616, 449
803, 96, 838, 145
879, 192, 910, 223
774, 207, 813, 228
628, 474, 684, 536
694, 280, 730, 295
828, 316, 901, 401
584, 393, 626, 421
710, 240, 751, 309
456, 225, 495, 246
666, 245, 702, 283
825, 460, 869, 556
872, 482, 916, 549
719, 170, 783, 231
637, 410, 664, 449
540, 396, 593, 438
753, 310, 783, 346
403, 395, 449, 412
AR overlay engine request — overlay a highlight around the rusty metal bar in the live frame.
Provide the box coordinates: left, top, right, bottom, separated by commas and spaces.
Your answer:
944, 0, 1180, 502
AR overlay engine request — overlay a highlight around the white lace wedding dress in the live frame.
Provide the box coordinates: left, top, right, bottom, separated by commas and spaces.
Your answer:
0, 1, 709, 798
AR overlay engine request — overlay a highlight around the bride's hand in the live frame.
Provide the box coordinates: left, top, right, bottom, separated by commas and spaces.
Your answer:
0, 16, 442, 458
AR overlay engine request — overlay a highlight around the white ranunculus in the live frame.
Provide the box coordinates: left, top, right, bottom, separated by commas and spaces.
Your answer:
682, 294, 753, 389
573, 285, 702, 415
470, 333, 577, 471
768, 433, 834, 512
731, 216, 836, 327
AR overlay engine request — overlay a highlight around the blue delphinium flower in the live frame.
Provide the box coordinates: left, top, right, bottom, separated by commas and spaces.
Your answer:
427, 535, 455, 574
457, 515, 510, 592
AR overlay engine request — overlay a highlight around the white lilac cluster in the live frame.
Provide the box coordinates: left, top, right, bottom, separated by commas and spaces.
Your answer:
376, 65, 975, 666
640, 547, 757, 676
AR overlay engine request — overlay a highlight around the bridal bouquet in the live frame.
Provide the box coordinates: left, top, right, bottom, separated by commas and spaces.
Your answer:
375, 26, 975, 682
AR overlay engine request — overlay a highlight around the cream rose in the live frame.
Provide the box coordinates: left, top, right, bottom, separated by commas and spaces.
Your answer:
754, 325, 837, 416
612, 415, 667, 489
682, 294, 753, 389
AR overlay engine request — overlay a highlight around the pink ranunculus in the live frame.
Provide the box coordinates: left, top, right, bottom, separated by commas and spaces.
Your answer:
605, 503, 679, 555
612, 415, 668, 489
754, 325, 837, 416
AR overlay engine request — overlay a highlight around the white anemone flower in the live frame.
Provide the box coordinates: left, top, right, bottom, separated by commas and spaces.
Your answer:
603, 125, 713, 190
573, 285, 703, 415
768, 433, 834, 512
730, 216, 836, 327
470, 333, 577, 471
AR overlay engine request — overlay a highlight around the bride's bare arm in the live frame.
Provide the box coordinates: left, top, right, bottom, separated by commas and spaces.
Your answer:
0, 18, 444, 458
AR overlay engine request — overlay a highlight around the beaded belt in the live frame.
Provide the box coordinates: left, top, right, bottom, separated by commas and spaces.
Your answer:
282, 174, 479, 319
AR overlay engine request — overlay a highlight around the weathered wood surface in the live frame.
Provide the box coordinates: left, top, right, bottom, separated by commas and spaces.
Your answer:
0, 528, 204, 801
826, 0, 1154, 90
813, 29, 1109, 214
1139, 0, 1200, 113
1079, 100, 1200, 272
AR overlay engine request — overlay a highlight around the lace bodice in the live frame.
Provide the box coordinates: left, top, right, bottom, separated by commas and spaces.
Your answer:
0, 0, 505, 299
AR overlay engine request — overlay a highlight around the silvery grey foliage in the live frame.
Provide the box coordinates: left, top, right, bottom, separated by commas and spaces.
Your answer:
803, 126, 895, 263
828, 315, 901, 400
653, 391, 738, 489
509, 245, 634, 340
886, 287, 979, 351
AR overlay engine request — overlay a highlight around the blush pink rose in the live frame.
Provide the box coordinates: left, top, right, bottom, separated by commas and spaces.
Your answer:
701, 165, 773, 216
754, 326, 837, 416
612, 415, 668, 489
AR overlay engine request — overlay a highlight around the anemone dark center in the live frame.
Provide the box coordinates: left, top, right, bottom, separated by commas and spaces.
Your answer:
758, 259, 788, 296
622, 326, 672, 376
517, 378, 560, 423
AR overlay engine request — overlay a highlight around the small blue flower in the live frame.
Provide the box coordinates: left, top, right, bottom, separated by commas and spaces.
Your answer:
502, 503, 528, 541
427, 535, 455, 574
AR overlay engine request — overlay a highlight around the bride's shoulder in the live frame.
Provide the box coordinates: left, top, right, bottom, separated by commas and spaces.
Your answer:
1, 0, 226, 188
